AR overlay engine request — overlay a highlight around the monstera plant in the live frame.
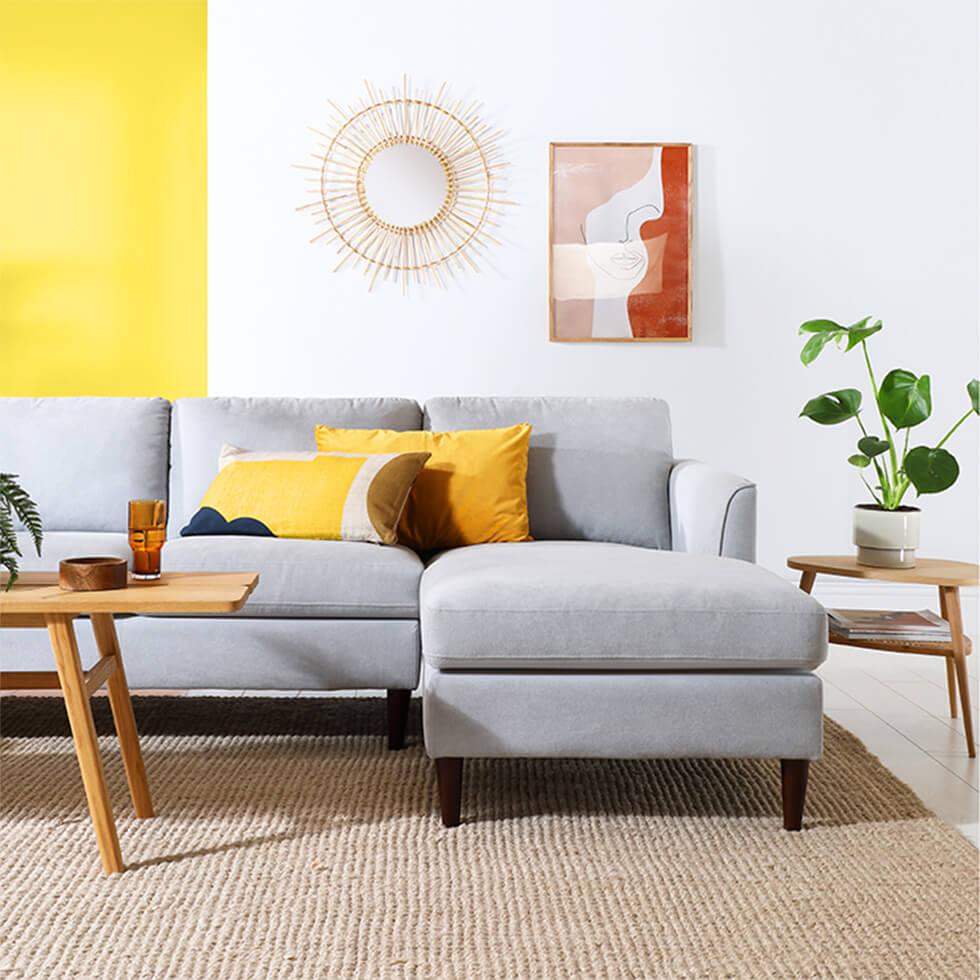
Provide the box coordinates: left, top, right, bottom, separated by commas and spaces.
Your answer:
798, 316, 978, 568
0, 473, 42, 590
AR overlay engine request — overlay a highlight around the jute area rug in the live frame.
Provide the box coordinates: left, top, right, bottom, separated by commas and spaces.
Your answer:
0, 697, 976, 980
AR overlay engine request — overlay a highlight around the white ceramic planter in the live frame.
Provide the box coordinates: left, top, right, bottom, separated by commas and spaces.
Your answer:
852, 505, 921, 568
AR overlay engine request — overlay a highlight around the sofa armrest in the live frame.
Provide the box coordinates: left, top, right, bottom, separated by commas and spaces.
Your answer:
669, 460, 757, 561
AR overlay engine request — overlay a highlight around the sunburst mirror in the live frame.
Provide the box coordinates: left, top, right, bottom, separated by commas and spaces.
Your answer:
298, 78, 511, 291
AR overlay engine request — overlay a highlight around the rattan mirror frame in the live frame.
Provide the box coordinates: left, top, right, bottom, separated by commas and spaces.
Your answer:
298, 78, 511, 291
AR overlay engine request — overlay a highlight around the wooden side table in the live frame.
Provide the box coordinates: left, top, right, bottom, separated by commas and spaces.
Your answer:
0, 572, 258, 873
787, 556, 978, 758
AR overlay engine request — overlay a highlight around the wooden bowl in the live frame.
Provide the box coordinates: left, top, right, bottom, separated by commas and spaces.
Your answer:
59, 557, 129, 592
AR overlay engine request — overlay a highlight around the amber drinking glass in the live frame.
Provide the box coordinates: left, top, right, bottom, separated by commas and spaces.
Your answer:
128, 499, 166, 580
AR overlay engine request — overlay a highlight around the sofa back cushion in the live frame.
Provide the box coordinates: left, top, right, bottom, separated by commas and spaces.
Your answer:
169, 397, 422, 534
423, 397, 673, 549
0, 397, 171, 532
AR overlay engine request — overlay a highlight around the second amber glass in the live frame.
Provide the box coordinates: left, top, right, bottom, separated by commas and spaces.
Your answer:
128, 499, 166, 580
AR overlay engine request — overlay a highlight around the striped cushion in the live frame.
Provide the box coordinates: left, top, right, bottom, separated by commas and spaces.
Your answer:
180, 444, 430, 545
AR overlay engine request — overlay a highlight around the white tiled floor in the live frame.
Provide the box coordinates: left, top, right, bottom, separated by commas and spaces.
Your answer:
820, 642, 979, 845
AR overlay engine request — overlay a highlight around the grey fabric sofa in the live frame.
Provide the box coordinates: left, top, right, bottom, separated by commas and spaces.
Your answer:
2, 396, 425, 746
2, 395, 827, 827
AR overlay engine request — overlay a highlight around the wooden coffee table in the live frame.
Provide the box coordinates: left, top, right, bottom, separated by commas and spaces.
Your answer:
788, 555, 978, 758
0, 571, 258, 873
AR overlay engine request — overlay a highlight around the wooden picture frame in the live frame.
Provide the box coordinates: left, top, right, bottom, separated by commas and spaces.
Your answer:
548, 142, 693, 342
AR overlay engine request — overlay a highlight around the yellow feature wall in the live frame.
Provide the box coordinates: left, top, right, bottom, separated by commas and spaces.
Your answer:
0, 0, 207, 398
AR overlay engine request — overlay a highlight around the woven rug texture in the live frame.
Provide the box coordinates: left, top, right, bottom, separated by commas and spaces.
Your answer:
0, 696, 976, 980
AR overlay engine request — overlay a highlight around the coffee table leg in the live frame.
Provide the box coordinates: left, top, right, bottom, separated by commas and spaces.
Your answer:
46, 615, 124, 874
90, 614, 154, 819
798, 570, 817, 594
940, 586, 975, 758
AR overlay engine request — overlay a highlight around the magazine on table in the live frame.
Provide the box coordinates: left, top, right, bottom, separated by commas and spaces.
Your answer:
828, 608, 952, 642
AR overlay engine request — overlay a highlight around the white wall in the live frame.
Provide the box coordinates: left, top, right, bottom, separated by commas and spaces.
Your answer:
209, 0, 979, 576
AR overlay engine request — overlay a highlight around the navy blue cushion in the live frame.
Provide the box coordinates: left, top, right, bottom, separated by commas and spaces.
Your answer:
180, 506, 274, 538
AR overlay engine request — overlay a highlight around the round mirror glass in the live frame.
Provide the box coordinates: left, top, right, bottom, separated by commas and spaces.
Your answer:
363, 143, 448, 228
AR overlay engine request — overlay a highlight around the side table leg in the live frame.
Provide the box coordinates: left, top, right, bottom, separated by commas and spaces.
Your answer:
798, 570, 817, 594
939, 590, 958, 718
945, 659, 958, 719
91, 614, 154, 818
940, 587, 975, 758
47, 615, 124, 874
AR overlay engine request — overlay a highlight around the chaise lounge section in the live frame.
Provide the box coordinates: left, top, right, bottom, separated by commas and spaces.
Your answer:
419, 397, 827, 829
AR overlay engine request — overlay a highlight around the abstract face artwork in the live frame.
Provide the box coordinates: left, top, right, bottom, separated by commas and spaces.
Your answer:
549, 143, 692, 341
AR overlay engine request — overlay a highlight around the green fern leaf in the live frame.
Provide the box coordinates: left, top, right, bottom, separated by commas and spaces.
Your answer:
0, 504, 20, 557
0, 473, 43, 556
0, 549, 19, 591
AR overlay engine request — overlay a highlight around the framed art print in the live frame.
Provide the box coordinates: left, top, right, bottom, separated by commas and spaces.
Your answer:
549, 142, 692, 342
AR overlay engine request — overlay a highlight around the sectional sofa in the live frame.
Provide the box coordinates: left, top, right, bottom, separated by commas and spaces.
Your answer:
2, 396, 827, 828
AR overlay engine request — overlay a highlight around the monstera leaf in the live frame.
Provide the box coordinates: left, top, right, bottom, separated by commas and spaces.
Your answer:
841, 317, 883, 351
799, 320, 842, 365
857, 436, 890, 458
800, 389, 862, 425
878, 369, 931, 429
905, 446, 959, 495
798, 317, 882, 365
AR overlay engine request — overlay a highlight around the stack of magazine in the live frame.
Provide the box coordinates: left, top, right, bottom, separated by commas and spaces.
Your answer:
828, 609, 952, 644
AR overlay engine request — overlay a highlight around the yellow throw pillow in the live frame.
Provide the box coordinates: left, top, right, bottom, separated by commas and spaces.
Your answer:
314, 424, 532, 551
180, 445, 430, 545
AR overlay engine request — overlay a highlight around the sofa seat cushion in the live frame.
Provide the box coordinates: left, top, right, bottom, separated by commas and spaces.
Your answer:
15, 531, 131, 571
420, 542, 827, 670
162, 537, 423, 618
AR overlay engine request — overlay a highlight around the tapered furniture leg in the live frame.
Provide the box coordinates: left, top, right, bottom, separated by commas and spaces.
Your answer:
435, 757, 463, 827
47, 615, 124, 874
386, 689, 411, 750
780, 759, 809, 831
945, 658, 958, 719
90, 614, 154, 818
798, 570, 816, 594
939, 590, 958, 719
951, 653, 974, 758
940, 587, 975, 758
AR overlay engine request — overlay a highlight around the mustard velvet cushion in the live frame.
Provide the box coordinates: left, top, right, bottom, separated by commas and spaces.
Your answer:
314, 424, 532, 552
180, 445, 430, 545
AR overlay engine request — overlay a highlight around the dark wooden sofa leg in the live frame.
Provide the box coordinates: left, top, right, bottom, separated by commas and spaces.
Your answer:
780, 759, 810, 831
435, 757, 463, 827
386, 689, 411, 750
